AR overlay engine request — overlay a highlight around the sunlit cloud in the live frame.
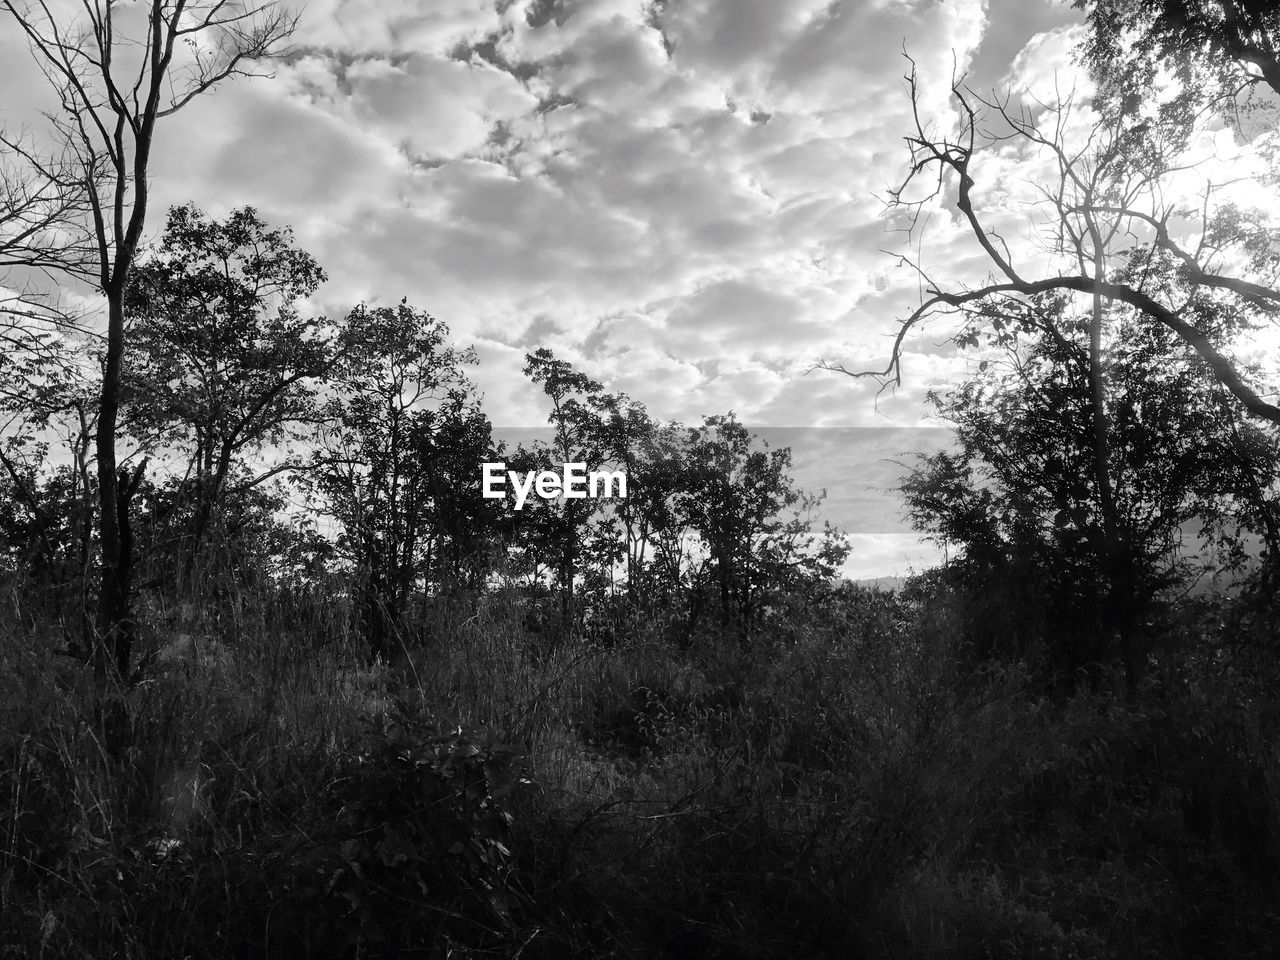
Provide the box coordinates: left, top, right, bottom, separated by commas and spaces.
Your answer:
1, 0, 1119, 574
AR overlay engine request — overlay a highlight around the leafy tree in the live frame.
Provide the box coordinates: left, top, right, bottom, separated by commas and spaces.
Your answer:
315, 300, 481, 658
591, 392, 653, 604
602, 413, 691, 612
510, 353, 706, 639
519, 348, 606, 631
903, 293, 1280, 681
679, 414, 849, 645
130, 471, 329, 600
825, 52, 1280, 689
509, 353, 849, 646
414, 394, 504, 595
1078, 0, 1280, 115
0, 347, 99, 594
124, 203, 333, 577
0, 458, 86, 604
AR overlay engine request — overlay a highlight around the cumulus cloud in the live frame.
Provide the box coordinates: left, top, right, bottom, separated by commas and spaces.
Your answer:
294, 0, 499, 56
1003, 23, 1088, 101
345, 55, 539, 161
0, 0, 1093, 573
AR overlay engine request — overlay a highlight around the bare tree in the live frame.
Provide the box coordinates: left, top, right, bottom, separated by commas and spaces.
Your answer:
2, 0, 298, 679
823, 64, 1280, 427
0, 130, 98, 379
0, 135, 97, 629
0, 133, 95, 274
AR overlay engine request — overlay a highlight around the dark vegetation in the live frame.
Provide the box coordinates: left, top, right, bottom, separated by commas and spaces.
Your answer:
3, 0, 1280, 957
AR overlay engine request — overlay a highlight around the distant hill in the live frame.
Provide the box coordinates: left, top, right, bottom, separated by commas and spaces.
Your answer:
853, 555, 1267, 598
853, 575, 908, 592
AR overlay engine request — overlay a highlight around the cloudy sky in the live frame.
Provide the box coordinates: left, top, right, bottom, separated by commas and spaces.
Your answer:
2, 0, 1097, 578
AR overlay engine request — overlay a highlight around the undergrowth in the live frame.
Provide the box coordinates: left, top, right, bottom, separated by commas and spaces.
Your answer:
2, 575, 1278, 958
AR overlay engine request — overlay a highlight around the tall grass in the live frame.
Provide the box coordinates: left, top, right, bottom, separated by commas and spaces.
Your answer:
2, 570, 1279, 958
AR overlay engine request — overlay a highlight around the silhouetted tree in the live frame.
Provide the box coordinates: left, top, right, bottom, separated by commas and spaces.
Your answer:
825, 62, 1280, 429
521, 348, 605, 632
124, 204, 333, 578
904, 292, 1280, 683
315, 300, 479, 658
1078, 0, 1280, 116
2, 0, 298, 678
679, 414, 849, 645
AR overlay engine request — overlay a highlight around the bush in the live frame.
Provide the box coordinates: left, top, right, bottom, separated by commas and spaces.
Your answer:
290, 708, 529, 957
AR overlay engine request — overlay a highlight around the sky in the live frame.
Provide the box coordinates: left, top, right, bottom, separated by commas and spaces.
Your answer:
0, 0, 1126, 578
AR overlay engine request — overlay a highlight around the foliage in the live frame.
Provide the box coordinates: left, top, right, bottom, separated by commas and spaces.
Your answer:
679, 413, 850, 643
300, 711, 527, 955
314, 299, 490, 657
2, 0, 299, 679
903, 292, 1280, 675
510, 348, 608, 632
3, 532, 1280, 958
506, 353, 849, 648
1078, 0, 1280, 128
124, 203, 334, 570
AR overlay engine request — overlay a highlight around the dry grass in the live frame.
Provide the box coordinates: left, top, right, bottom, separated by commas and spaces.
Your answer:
3, 574, 1280, 958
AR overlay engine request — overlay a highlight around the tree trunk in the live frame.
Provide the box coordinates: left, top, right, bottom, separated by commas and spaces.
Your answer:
559, 537, 576, 636
361, 557, 389, 661
184, 441, 235, 579
114, 466, 138, 677
3, 0, 298, 678
75, 425, 96, 659
1088, 229, 1137, 697
94, 294, 128, 680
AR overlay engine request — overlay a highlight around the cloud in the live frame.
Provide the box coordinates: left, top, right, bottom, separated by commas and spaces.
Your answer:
293, 0, 499, 56
203, 89, 402, 214
843, 534, 944, 580
1, 0, 1093, 576
1003, 23, 1088, 100
666, 278, 809, 343
345, 55, 539, 161
163, 0, 1009, 437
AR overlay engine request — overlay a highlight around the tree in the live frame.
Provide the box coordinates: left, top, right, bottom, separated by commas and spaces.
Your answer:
314, 300, 480, 659
903, 292, 1280, 682
129, 470, 326, 601
819, 54, 1280, 690
521, 348, 605, 631
825, 63, 1280, 427
623, 419, 694, 608
2, 0, 297, 677
1078, 0, 1280, 116
678, 414, 849, 645
0, 134, 97, 574
509, 353, 689, 639
0, 457, 82, 604
123, 203, 331, 578
590, 397, 697, 614
591, 392, 652, 605
0, 133, 97, 319
413, 394, 503, 595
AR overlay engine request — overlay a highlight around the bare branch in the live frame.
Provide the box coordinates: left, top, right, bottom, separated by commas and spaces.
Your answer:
830, 59, 1280, 427
1, 0, 299, 678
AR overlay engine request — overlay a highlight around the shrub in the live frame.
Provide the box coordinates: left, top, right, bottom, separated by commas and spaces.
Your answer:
294, 707, 529, 956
